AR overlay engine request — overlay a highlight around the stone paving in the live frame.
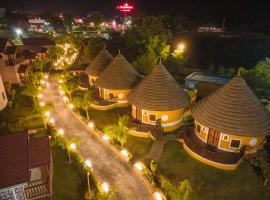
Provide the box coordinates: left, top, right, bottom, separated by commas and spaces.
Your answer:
43, 78, 152, 200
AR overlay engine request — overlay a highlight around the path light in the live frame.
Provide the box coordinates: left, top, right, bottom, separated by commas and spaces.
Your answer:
88, 121, 95, 128
121, 149, 129, 158
58, 129, 64, 135
38, 94, 43, 99
44, 74, 49, 80
50, 118, 55, 124
63, 96, 68, 102
134, 162, 143, 172
101, 182, 109, 193
68, 104, 74, 109
58, 79, 63, 83
38, 86, 42, 90
39, 102, 45, 107
58, 85, 62, 89
60, 90, 65, 95
46, 82, 50, 87
178, 43, 185, 51
69, 143, 77, 150
154, 192, 163, 200
45, 111, 51, 117
85, 160, 93, 169
40, 80, 46, 85
102, 135, 109, 141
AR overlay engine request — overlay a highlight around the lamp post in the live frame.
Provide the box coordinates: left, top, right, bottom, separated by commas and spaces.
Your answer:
85, 160, 93, 199
68, 143, 76, 164
15, 28, 23, 37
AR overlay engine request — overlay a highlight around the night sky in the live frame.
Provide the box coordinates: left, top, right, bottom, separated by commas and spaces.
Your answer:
1, 0, 270, 29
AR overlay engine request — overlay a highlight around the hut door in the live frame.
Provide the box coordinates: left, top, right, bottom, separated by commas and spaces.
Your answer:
136, 107, 142, 121
207, 129, 220, 148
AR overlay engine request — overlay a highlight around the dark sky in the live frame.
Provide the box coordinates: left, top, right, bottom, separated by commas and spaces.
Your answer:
1, 0, 270, 27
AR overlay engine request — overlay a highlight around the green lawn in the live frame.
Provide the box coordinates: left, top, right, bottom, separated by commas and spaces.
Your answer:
125, 135, 153, 161
157, 140, 270, 200
52, 146, 87, 200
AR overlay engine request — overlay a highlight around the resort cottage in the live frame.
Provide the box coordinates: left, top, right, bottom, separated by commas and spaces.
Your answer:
128, 63, 191, 137
0, 132, 52, 199
85, 48, 113, 86
183, 76, 270, 170
93, 53, 140, 110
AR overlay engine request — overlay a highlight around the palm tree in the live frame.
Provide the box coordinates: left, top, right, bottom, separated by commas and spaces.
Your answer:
104, 115, 129, 147
72, 90, 93, 120
63, 76, 78, 100
159, 176, 192, 200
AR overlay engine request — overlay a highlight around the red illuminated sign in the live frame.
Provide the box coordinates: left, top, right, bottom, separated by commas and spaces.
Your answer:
117, 3, 134, 13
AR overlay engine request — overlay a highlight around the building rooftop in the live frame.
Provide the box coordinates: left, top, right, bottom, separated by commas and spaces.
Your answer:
95, 53, 140, 90
185, 72, 230, 85
128, 64, 190, 111
0, 132, 50, 188
192, 76, 270, 136
85, 49, 113, 77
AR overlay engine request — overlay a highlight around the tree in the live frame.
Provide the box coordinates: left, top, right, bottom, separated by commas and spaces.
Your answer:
81, 38, 103, 63
104, 116, 129, 147
4, 83, 16, 100
159, 176, 192, 200
63, 13, 73, 31
87, 11, 105, 27
63, 75, 78, 100
249, 149, 270, 186
132, 51, 157, 74
72, 90, 93, 120
21, 85, 39, 106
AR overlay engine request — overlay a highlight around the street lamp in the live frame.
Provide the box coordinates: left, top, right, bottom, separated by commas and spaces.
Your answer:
15, 28, 23, 37
68, 104, 74, 109
178, 43, 185, 52
154, 192, 163, 200
134, 162, 143, 172
88, 121, 95, 129
85, 159, 93, 199
58, 129, 64, 135
102, 135, 109, 142
68, 143, 77, 164
39, 101, 45, 107
45, 111, 51, 117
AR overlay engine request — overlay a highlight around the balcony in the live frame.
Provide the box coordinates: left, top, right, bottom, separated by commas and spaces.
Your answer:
183, 129, 243, 165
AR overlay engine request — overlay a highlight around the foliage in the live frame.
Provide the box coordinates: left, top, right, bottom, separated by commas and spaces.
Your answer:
86, 11, 105, 26
81, 37, 103, 62
21, 85, 39, 106
150, 160, 157, 175
4, 83, 16, 100
169, 15, 195, 34
104, 115, 129, 147
72, 90, 93, 120
249, 149, 270, 186
132, 51, 157, 74
63, 75, 78, 100
63, 13, 73, 30
159, 175, 192, 200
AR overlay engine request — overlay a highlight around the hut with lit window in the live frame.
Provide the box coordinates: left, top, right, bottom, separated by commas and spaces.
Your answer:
128, 63, 191, 136
85, 48, 113, 86
183, 75, 270, 170
93, 53, 140, 109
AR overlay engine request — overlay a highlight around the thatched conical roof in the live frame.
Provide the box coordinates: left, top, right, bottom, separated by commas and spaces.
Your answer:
95, 53, 140, 90
192, 76, 270, 136
128, 64, 191, 111
85, 49, 113, 76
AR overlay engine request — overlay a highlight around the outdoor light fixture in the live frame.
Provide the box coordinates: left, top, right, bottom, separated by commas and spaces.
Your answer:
39, 102, 45, 107
50, 118, 55, 124
178, 43, 185, 51
69, 143, 77, 150
120, 149, 129, 158
154, 192, 163, 200
63, 96, 68, 102
68, 104, 74, 109
40, 80, 46, 85
45, 111, 51, 117
58, 129, 64, 135
58, 79, 63, 83
38, 94, 43, 99
58, 86, 62, 89
15, 28, 23, 36
88, 121, 95, 128
134, 162, 143, 171
102, 135, 109, 141
44, 74, 49, 79
101, 182, 109, 193
85, 160, 93, 169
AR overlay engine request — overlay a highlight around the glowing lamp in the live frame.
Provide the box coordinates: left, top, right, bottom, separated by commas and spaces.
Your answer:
101, 182, 109, 193
134, 162, 143, 171
85, 160, 93, 168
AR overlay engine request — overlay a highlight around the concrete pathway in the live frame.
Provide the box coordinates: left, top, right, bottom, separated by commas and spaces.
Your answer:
43, 78, 152, 200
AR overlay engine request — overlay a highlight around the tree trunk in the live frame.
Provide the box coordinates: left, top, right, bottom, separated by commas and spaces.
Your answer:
85, 108, 90, 120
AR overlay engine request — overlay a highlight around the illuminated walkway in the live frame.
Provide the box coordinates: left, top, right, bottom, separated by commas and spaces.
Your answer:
43, 78, 152, 200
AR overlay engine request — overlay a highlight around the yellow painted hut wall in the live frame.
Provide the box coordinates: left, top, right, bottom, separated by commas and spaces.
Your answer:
99, 88, 131, 103
131, 106, 185, 132
88, 75, 98, 86
194, 120, 265, 154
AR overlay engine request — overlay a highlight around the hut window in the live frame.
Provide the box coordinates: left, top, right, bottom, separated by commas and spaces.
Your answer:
118, 93, 124, 99
149, 114, 156, 121
196, 124, 201, 134
222, 134, 229, 141
230, 139, 241, 148
249, 138, 257, 146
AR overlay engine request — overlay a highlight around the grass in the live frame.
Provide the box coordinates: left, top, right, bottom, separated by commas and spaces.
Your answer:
157, 140, 270, 200
125, 135, 153, 161
52, 146, 87, 200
